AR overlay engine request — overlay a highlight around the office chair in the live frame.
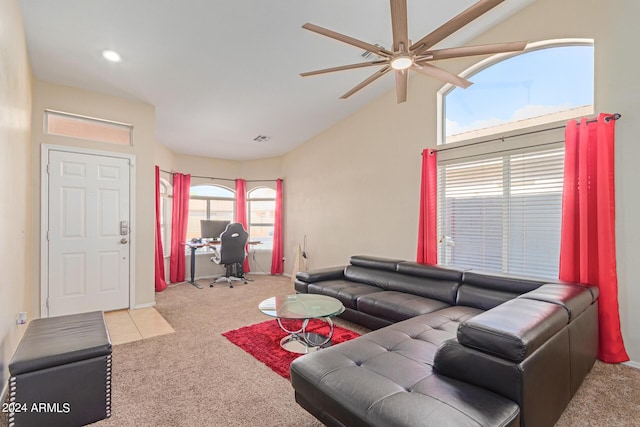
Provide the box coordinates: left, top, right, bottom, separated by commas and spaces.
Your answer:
210, 223, 249, 288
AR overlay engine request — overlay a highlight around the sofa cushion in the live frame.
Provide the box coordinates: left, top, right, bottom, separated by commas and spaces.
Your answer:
357, 292, 450, 323
457, 270, 546, 310
396, 261, 464, 282
457, 298, 569, 363
345, 265, 460, 305
291, 308, 519, 427
518, 283, 595, 321
349, 255, 403, 271
307, 280, 381, 310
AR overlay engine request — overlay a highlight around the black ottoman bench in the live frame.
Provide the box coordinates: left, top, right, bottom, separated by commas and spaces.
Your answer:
7, 311, 112, 427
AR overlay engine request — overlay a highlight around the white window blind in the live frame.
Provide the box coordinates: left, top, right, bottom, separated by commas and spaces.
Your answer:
437, 142, 565, 280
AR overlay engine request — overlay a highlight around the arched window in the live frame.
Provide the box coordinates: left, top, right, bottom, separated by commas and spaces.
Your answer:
187, 184, 235, 242
436, 41, 594, 279
248, 187, 276, 250
159, 178, 172, 257
442, 41, 594, 143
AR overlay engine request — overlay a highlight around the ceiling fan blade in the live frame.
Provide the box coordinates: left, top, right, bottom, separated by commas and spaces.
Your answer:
340, 66, 392, 99
303, 23, 393, 58
418, 41, 527, 61
395, 69, 408, 103
411, 63, 472, 88
410, 0, 505, 54
300, 60, 388, 77
390, 0, 409, 52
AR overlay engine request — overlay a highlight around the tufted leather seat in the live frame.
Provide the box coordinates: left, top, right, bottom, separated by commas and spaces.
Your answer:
292, 255, 598, 427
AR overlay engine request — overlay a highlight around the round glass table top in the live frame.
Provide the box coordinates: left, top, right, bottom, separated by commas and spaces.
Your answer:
259, 294, 345, 320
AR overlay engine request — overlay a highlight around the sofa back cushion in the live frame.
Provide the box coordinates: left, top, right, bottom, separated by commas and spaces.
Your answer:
457, 271, 546, 310
344, 265, 461, 305
349, 255, 403, 271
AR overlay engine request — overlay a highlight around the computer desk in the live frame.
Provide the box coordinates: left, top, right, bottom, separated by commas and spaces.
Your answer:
184, 240, 261, 289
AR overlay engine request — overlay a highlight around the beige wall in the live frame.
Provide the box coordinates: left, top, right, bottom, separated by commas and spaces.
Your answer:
282, 0, 640, 362
30, 80, 157, 311
0, 0, 33, 396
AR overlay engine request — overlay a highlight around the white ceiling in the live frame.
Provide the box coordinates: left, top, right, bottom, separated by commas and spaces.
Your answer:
18, 1, 534, 160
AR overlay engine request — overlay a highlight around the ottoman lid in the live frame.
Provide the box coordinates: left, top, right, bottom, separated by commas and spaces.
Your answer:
9, 311, 112, 375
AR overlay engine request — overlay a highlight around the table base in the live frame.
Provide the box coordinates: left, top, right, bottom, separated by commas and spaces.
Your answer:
277, 317, 335, 354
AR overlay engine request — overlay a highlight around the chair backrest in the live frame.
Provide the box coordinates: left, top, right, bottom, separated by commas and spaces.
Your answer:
219, 223, 249, 265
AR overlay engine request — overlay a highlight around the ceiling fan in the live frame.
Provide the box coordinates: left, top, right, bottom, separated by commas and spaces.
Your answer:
300, 0, 527, 103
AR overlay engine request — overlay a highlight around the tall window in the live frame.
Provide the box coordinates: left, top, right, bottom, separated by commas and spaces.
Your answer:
248, 187, 276, 250
187, 184, 235, 242
438, 41, 594, 279
159, 179, 172, 257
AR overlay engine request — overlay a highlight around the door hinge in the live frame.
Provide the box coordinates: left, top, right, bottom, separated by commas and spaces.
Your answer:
46, 297, 49, 309
46, 164, 50, 174
46, 230, 50, 241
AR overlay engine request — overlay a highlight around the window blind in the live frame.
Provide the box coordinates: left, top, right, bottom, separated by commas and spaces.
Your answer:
437, 145, 564, 280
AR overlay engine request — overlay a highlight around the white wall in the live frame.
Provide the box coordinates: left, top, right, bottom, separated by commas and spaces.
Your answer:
0, 0, 32, 397
281, 0, 640, 362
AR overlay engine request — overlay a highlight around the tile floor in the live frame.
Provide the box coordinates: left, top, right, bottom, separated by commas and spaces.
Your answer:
104, 307, 175, 345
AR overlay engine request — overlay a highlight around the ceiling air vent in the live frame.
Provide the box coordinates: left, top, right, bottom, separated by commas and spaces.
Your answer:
253, 135, 271, 142
361, 43, 386, 59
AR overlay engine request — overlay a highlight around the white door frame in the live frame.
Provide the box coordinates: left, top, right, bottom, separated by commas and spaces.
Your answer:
41, 144, 137, 317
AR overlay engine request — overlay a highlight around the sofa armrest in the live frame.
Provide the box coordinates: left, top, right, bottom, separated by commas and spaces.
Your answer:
435, 298, 576, 427
457, 298, 568, 363
295, 266, 346, 283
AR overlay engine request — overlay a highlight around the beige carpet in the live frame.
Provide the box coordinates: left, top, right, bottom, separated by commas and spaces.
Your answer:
2, 275, 639, 426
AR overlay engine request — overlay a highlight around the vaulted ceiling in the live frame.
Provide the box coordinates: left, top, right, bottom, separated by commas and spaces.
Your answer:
18, 1, 534, 160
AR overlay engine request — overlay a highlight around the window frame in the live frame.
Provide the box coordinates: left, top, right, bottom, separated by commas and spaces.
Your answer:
187, 184, 236, 253
436, 38, 594, 146
247, 186, 276, 251
159, 178, 172, 257
434, 39, 595, 279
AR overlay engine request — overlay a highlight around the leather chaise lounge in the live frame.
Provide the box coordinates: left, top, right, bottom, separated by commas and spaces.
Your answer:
291, 256, 598, 427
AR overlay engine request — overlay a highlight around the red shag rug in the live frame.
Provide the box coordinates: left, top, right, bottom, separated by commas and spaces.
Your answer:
222, 319, 360, 379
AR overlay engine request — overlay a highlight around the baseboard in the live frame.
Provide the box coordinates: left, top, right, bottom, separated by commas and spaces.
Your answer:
623, 360, 640, 370
133, 301, 156, 310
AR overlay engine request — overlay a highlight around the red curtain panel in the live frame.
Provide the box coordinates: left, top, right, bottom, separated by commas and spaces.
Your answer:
417, 149, 438, 265
271, 179, 284, 275
154, 166, 167, 291
235, 179, 250, 273
169, 173, 191, 283
559, 113, 629, 363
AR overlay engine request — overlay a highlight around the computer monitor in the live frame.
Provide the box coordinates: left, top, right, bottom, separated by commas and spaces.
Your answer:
200, 220, 230, 240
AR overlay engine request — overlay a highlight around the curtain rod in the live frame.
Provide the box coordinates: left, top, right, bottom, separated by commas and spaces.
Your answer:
159, 169, 279, 183
433, 113, 621, 153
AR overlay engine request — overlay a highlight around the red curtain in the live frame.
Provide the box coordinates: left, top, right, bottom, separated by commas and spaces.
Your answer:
235, 179, 250, 272
417, 149, 438, 265
169, 173, 191, 283
154, 166, 168, 292
559, 113, 629, 363
271, 178, 284, 274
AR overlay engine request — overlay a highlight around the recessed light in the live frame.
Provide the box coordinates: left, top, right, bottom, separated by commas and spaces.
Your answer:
102, 50, 122, 62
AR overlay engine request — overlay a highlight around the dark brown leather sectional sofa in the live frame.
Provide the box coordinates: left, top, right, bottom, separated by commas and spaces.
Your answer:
291, 256, 599, 427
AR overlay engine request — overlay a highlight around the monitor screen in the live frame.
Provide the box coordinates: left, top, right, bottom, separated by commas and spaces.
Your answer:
200, 220, 230, 240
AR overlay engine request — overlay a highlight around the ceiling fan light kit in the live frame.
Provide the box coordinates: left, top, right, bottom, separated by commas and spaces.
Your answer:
390, 56, 413, 70
301, 0, 528, 103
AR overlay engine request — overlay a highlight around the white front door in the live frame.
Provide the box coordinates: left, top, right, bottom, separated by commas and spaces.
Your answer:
46, 150, 131, 317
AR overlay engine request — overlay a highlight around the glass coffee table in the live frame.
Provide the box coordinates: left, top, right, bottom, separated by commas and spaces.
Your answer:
259, 294, 345, 354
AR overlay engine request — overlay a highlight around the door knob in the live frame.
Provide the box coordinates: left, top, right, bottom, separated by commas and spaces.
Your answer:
121, 238, 128, 244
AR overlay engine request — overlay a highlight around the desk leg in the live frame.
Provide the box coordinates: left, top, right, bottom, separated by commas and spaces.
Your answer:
189, 246, 203, 289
